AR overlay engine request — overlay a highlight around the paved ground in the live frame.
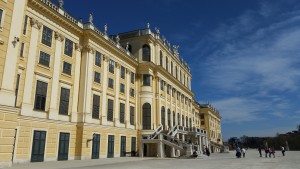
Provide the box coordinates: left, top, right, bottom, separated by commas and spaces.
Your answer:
6, 150, 300, 169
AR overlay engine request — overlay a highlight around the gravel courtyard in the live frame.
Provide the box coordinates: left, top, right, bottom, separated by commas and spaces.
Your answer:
7, 149, 300, 169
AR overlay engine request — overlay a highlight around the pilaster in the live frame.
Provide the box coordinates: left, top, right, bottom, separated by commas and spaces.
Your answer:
77, 45, 94, 122
49, 32, 65, 120
71, 44, 82, 122
125, 69, 131, 128
0, 0, 27, 106
101, 55, 109, 125
21, 18, 42, 116
114, 62, 120, 127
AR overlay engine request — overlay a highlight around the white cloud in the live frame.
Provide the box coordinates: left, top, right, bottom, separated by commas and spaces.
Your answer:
191, 1, 300, 124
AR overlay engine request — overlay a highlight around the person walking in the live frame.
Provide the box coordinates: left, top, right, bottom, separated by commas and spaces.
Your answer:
205, 146, 210, 156
269, 147, 275, 158
241, 147, 246, 158
258, 146, 262, 157
236, 146, 241, 158
281, 146, 285, 156
264, 147, 269, 158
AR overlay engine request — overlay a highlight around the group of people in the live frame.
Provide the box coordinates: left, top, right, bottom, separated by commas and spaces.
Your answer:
235, 147, 246, 158
203, 146, 211, 156
258, 146, 286, 158
235, 145, 286, 159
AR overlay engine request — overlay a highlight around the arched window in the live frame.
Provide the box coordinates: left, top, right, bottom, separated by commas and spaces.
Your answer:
142, 103, 151, 130
173, 111, 176, 126
142, 44, 151, 62
161, 106, 165, 127
159, 51, 163, 66
167, 109, 171, 128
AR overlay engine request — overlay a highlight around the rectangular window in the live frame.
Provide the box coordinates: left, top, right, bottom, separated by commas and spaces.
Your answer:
201, 121, 205, 125
120, 103, 125, 123
15, 74, 20, 107
130, 88, 134, 97
23, 15, 28, 35
167, 85, 170, 94
130, 106, 134, 125
92, 94, 100, 119
34, 81, 48, 111
175, 66, 178, 79
160, 80, 164, 91
108, 78, 114, 89
107, 135, 114, 158
39, 51, 50, 67
143, 74, 151, 86
41, 26, 53, 47
120, 66, 125, 79
120, 136, 126, 157
63, 62, 72, 75
131, 137, 136, 153
166, 57, 168, 71
95, 51, 102, 67
94, 72, 101, 83
31, 130, 46, 162
64, 38, 73, 57
59, 88, 70, 115
107, 99, 114, 121
200, 114, 204, 119
0, 9, 3, 27
120, 83, 125, 93
20, 42, 25, 57
130, 72, 135, 84
109, 60, 115, 74
171, 61, 173, 75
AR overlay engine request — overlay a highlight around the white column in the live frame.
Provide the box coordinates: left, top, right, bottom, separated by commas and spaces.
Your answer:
101, 55, 109, 125
125, 69, 131, 128
77, 45, 94, 122
0, 0, 26, 106
71, 44, 82, 122
49, 32, 64, 120
157, 134, 163, 158
199, 136, 202, 153
114, 62, 120, 127
21, 18, 42, 115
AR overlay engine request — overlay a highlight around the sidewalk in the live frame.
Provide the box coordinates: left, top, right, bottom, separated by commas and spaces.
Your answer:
6, 157, 155, 169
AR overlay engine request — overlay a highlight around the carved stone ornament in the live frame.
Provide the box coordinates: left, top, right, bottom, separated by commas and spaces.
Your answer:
103, 55, 109, 61
89, 13, 93, 24
125, 42, 129, 50
126, 68, 131, 74
155, 27, 160, 34
58, 0, 64, 8
115, 35, 120, 44
84, 45, 95, 54
75, 43, 82, 51
30, 18, 42, 30
115, 62, 121, 68
104, 24, 108, 35
55, 32, 65, 42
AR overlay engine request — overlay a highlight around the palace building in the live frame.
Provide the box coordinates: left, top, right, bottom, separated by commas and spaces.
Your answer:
0, 0, 223, 167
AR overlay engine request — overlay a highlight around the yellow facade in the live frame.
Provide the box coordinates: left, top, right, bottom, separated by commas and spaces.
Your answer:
0, 0, 222, 167
199, 104, 223, 153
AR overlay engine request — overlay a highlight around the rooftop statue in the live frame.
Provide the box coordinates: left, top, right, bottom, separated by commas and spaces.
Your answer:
89, 13, 93, 24
146, 23, 150, 29
58, 0, 64, 8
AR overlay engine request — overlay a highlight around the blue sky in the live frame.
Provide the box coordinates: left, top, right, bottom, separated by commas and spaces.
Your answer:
55, 0, 300, 140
